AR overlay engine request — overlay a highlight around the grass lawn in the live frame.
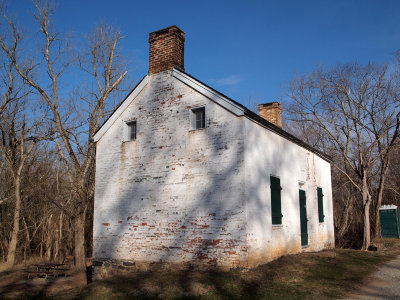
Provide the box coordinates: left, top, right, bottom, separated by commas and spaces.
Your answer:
1, 238, 399, 299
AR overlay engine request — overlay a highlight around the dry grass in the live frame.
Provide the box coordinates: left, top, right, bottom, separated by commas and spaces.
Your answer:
1, 238, 400, 299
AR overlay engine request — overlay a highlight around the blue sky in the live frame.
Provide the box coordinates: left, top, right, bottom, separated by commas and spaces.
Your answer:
8, 0, 400, 108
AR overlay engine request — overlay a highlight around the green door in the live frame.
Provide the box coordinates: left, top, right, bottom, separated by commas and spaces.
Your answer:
299, 190, 308, 246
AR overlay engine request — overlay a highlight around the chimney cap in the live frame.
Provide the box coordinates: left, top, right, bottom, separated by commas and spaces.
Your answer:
259, 102, 281, 107
149, 25, 185, 42
258, 102, 282, 128
148, 25, 186, 74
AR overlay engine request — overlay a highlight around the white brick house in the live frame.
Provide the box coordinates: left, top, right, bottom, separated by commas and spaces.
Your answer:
92, 25, 335, 269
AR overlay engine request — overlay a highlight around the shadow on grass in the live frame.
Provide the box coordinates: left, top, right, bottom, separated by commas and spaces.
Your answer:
1, 242, 400, 299
70, 248, 398, 300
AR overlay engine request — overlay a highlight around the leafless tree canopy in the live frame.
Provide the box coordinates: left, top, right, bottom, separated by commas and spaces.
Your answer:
285, 63, 400, 249
0, 0, 130, 276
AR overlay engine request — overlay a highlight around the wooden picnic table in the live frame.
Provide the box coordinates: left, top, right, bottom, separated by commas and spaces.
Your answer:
28, 263, 69, 279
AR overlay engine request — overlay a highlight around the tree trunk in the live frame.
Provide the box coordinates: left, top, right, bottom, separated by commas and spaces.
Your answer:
73, 214, 86, 271
1, 241, 5, 262
45, 214, 53, 261
337, 209, 351, 245
361, 172, 371, 250
362, 193, 372, 250
374, 170, 387, 239
40, 228, 43, 259
6, 176, 21, 267
72, 177, 89, 272
59, 212, 63, 258
23, 217, 30, 262
73, 213, 87, 286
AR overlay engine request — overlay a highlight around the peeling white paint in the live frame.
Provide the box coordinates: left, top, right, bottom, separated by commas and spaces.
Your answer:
244, 117, 334, 266
93, 70, 334, 268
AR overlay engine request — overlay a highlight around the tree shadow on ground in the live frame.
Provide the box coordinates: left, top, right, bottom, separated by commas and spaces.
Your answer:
2, 247, 400, 299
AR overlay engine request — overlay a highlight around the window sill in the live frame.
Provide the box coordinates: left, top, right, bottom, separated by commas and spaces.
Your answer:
122, 140, 136, 143
272, 225, 283, 229
189, 128, 206, 132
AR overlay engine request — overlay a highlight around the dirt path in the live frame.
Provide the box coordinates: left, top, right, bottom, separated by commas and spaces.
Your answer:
345, 254, 400, 299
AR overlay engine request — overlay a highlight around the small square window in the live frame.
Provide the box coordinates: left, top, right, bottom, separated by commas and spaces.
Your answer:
126, 121, 136, 141
191, 107, 205, 130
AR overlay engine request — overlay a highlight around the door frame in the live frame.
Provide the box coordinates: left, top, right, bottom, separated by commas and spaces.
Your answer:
299, 189, 309, 247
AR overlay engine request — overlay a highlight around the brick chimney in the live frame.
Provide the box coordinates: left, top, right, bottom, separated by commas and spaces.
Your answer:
148, 25, 185, 75
258, 102, 282, 128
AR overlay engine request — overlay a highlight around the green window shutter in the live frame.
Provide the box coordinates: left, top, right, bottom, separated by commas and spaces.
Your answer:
317, 187, 325, 223
270, 176, 283, 225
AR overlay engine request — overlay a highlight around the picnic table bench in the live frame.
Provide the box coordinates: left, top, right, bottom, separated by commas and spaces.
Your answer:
27, 263, 69, 279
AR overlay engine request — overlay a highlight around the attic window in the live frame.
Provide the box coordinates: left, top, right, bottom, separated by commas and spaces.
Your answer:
126, 121, 137, 141
190, 107, 205, 130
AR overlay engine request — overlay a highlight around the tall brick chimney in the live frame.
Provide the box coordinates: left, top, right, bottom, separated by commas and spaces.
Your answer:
258, 102, 282, 128
148, 25, 185, 75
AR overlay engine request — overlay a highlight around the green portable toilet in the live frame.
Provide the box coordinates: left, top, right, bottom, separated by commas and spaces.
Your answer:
379, 205, 400, 238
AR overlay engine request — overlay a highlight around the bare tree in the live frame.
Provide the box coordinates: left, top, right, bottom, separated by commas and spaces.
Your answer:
0, 101, 39, 266
0, 17, 34, 265
0, 1, 127, 274
385, 144, 400, 207
370, 107, 400, 238
20, 145, 72, 262
286, 63, 400, 250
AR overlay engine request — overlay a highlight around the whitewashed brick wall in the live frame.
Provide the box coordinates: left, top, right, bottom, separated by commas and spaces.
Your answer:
94, 70, 248, 267
93, 70, 334, 269
244, 118, 335, 266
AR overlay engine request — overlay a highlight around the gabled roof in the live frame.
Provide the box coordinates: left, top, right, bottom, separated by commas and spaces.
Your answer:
93, 67, 331, 162
173, 68, 246, 116
173, 68, 331, 162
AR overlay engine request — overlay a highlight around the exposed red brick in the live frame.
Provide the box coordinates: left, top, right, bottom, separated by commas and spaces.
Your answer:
258, 102, 282, 128
211, 239, 222, 246
149, 26, 185, 74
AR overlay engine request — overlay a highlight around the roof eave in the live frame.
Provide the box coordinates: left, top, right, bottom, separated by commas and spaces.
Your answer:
93, 67, 332, 163
93, 75, 149, 142
172, 67, 245, 116
172, 67, 331, 163
243, 109, 332, 163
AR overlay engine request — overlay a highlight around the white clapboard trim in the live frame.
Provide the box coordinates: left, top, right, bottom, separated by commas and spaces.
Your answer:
173, 68, 244, 116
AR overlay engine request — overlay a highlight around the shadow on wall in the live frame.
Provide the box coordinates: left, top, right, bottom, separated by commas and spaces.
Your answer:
244, 120, 304, 264
93, 75, 300, 269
